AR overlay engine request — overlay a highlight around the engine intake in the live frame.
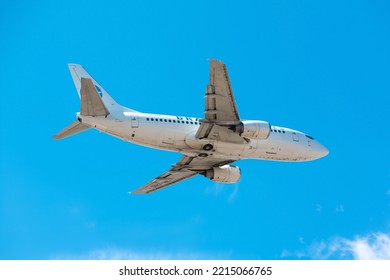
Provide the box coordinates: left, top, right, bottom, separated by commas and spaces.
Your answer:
205, 165, 241, 183
233, 120, 271, 140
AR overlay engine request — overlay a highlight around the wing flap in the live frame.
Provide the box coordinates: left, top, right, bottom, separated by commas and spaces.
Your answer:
195, 121, 245, 143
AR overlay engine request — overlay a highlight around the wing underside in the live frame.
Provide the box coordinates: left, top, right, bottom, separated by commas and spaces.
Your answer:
131, 169, 199, 194
204, 60, 240, 123
196, 60, 245, 142
131, 155, 234, 194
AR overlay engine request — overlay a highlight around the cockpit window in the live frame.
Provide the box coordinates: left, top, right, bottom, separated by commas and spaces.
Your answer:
305, 135, 314, 140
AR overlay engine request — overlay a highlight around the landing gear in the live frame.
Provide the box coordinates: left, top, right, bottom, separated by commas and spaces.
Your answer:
203, 144, 213, 151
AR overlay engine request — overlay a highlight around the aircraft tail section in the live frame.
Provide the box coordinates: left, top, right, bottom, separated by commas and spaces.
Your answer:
53, 119, 89, 140
68, 64, 137, 114
53, 76, 109, 140
80, 77, 109, 116
53, 64, 138, 140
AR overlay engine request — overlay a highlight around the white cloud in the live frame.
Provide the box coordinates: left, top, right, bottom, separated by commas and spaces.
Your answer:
345, 233, 390, 259
54, 248, 230, 260
83, 249, 198, 260
283, 232, 390, 260
281, 249, 306, 259
80, 249, 154, 260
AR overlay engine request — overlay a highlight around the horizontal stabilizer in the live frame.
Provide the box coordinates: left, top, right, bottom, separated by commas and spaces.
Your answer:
80, 78, 110, 116
53, 120, 89, 140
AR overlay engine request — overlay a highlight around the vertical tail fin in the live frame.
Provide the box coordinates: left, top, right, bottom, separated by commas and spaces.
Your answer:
68, 64, 135, 114
80, 77, 110, 116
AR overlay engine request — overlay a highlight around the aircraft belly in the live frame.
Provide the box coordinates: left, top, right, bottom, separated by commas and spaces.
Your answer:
251, 135, 309, 162
215, 141, 244, 157
132, 126, 190, 152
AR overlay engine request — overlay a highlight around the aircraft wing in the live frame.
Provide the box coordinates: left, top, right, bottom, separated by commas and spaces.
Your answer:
204, 60, 240, 122
196, 60, 245, 143
131, 155, 234, 194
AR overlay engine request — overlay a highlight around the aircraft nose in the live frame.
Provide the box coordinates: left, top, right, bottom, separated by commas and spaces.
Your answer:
312, 142, 329, 159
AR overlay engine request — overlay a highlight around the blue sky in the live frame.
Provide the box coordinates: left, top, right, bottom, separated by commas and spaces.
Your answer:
1, 0, 390, 259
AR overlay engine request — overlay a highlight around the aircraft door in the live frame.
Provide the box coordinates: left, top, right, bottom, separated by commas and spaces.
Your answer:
266, 142, 278, 154
162, 133, 175, 145
131, 116, 139, 128
292, 132, 299, 142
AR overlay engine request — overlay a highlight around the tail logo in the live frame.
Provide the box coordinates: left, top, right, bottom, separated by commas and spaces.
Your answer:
95, 85, 103, 97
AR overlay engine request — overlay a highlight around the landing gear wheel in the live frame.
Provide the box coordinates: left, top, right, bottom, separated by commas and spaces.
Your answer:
203, 144, 213, 151
198, 153, 208, 158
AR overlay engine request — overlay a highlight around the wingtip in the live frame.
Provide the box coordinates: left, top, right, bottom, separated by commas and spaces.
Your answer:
209, 58, 223, 63
129, 191, 141, 194
68, 63, 82, 68
209, 59, 225, 67
130, 190, 147, 194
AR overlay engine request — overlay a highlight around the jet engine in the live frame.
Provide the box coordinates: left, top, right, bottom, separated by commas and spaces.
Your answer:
205, 165, 241, 183
230, 120, 271, 140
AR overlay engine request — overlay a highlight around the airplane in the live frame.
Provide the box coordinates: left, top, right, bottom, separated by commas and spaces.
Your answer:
53, 60, 329, 194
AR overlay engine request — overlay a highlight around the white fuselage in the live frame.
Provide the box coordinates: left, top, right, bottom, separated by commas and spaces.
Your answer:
55, 62, 329, 193
79, 111, 329, 162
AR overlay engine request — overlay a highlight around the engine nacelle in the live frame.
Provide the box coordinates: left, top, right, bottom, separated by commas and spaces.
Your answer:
234, 120, 271, 140
205, 165, 241, 183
